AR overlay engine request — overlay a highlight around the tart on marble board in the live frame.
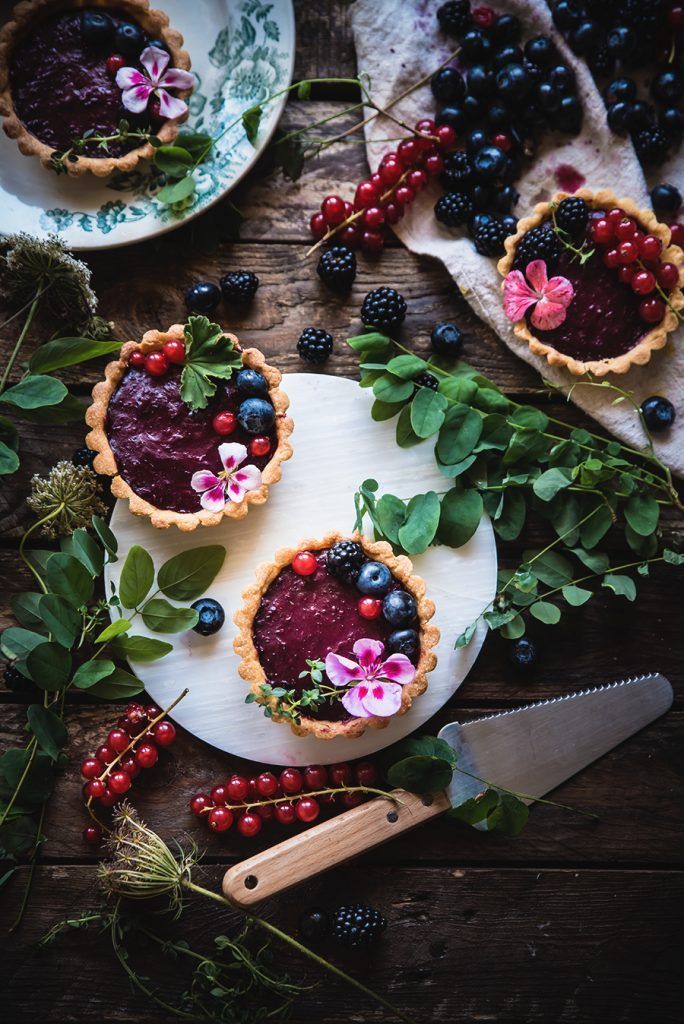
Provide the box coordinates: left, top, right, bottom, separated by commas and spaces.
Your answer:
0, 0, 192, 176
85, 320, 293, 531
235, 532, 440, 740
497, 188, 684, 378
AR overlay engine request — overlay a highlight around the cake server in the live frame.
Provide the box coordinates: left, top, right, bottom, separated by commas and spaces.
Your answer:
223, 672, 673, 907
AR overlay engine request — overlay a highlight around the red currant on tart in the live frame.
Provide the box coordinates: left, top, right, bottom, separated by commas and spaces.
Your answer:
144, 351, 169, 377
292, 550, 317, 576
163, 339, 186, 365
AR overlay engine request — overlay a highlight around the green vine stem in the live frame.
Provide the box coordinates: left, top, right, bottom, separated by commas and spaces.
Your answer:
0, 293, 42, 394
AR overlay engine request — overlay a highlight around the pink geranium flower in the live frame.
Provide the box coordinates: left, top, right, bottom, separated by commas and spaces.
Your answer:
116, 45, 193, 120
325, 638, 416, 718
190, 443, 262, 512
503, 259, 575, 331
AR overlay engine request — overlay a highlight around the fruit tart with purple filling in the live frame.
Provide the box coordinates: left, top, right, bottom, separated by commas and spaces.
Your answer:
0, 0, 192, 176
85, 317, 293, 531
498, 189, 684, 377
235, 533, 439, 740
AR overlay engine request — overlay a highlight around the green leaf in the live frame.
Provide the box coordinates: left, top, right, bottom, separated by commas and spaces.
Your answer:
371, 399, 405, 421
141, 599, 199, 633
0, 375, 67, 410
508, 406, 549, 432
532, 467, 574, 501
387, 755, 453, 794
64, 528, 104, 576
472, 387, 511, 414
410, 388, 447, 438
372, 373, 414, 404
664, 548, 684, 565
385, 354, 427, 379
570, 547, 610, 574
14, 391, 85, 424
437, 486, 483, 548
0, 816, 39, 856
0, 626, 46, 661
153, 145, 194, 177
492, 489, 525, 541
242, 103, 263, 144
580, 504, 613, 549
391, 735, 458, 765
95, 618, 132, 644
561, 585, 593, 606
10, 593, 43, 630
37, 594, 81, 648
373, 494, 406, 547
0, 440, 20, 475
0, 748, 54, 806
26, 642, 72, 690
180, 316, 242, 411
346, 332, 392, 357
28, 338, 121, 374
157, 545, 226, 601
175, 130, 213, 161
486, 793, 529, 835
524, 550, 573, 588
395, 405, 422, 448
625, 523, 658, 558
436, 405, 483, 465
484, 607, 519, 629
529, 601, 561, 624
26, 705, 68, 760
118, 545, 155, 609
624, 495, 660, 537
397, 491, 441, 553
438, 376, 478, 404
499, 614, 525, 640
110, 635, 173, 662
156, 173, 196, 204
455, 621, 477, 648
92, 515, 118, 558
84, 666, 143, 700
448, 789, 499, 826
45, 553, 94, 606
602, 574, 636, 601
71, 660, 116, 689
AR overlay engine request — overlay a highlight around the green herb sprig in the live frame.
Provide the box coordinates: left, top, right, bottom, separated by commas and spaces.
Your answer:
49, 119, 162, 174
180, 316, 243, 412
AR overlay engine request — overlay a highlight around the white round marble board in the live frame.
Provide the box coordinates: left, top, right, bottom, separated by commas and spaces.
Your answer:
104, 373, 498, 766
0, 0, 295, 249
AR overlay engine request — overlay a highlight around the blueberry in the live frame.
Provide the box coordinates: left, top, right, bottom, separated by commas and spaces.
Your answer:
473, 145, 507, 182
460, 30, 491, 63
508, 637, 538, 673
186, 281, 221, 313
569, 20, 601, 55
299, 908, 330, 942
387, 628, 420, 661
114, 22, 145, 57
146, 37, 169, 53
491, 14, 521, 45
487, 101, 511, 129
466, 128, 489, 155
628, 100, 656, 132
436, 105, 467, 131
493, 184, 519, 213
499, 155, 520, 184
80, 11, 113, 46
356, 561, 392, 597
607, 101, 633, 135
191, 598, 225, 636
237, 397, 275, 435
492, 45, 523, 71
382, 590, 417, 627
496, 63, 530, 101
537, 82, 562, 113
524, 35, 556, 69
651, 70, 684, 106
236, 368, 269, 397
552, 0, 583, 30
640, 396, 676, 432
462, 94, 486, 123
431, 322, 463, 357
557, 95, 583, 134
466, 65, 496, 98
501, 214, 518, 236
661, 107, 684, 136
471, 183, 493, 210
650, 183, 682, 215
430, 67, 465, 104
606, 25, 636, 59
605, 77, 637, 105
549, 64, 575, 95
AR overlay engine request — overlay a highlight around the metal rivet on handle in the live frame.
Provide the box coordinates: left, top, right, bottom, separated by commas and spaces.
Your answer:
387, 810, 399, 823
422, 794, 434, 807
245, 875, 258, 889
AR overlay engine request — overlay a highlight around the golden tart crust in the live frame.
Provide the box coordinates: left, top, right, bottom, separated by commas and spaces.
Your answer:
234, 531, 440, 740
0, 0, 192, 177
85, 324, 294, 531
497, 188, 684, 377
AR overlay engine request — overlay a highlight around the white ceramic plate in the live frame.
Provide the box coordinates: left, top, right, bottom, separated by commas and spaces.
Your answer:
0, 0, 295, 249
104, 374, 498, 766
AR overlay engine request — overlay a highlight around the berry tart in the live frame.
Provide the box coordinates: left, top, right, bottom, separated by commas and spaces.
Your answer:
235, 533, 439, 739
498, 189, 684, 377
0, 0, 192, 176
85, 319, 293, 530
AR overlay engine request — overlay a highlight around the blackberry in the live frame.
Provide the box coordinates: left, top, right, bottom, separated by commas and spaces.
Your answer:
555, 196, 589, 237
326, 541, 364, 584
297, 327, 333, 365
360, 287, 407, 331
633, 127, 670, 165
440, 150, 473, 191
72, 447, 96, 469
623, 0, 664, 34
435, 191, 473, 227
514, 225, 562, 268
219, 270, 259, 304
474, 218, 506, 257
331, 904, 387, 948
589, 46, 615, 79
415, 372, 439, 391
316, 246, 356, 292
436, 0, 473, 38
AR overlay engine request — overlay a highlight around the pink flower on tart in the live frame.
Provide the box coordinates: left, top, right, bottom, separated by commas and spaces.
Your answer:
190, 443, 262, 512
325, 638, 416, 718
503, 259, 575, 331
116, 46, 193, 120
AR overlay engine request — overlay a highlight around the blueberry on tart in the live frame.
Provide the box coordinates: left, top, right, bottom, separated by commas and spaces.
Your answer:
0, 0, 192, 176
85, 318, 293, 530
235, 533, 439, 739
498, 189, 684, 377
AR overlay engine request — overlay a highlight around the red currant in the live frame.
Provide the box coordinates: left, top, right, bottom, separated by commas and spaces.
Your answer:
631, 270, 656, 296
211, 784, 228, 805
163, 339, 186, 365
249, 435, 271, 458
292, 550, 317, 576
274, 801, 297, 825
408, 169, 427, 192
145, 351, 169, 377
237, 811, 262, 837
81, 757, 102, 779
384, 202, 403, 225
190, 792, 211, 816
415, 118, 436, 136
615, 217, 637, 241
330, 763, 353, 787
354, 761, 379, 787
380, 158, 402, 187
209, 806, 234, 832
363, 205, 385, 229
397, 139, 420, 167
354, 180, 378, 210
304, 765, 328, 790
122, 703, 147, 733
212, 411, 237, 436
617, 240, 639, 264
279, 768, 303, 794
617, 265, 636, 285
606, 207, 625, 229
135, 742, 159, 769
106, 54, 126, 76
256, 772, 279, 798
361, 230, 384, 254
152, 720, 176, 746
226, 775, 250, 803
321, 194, 346, 226
107, 728, 129, 754
295, 796, 320, 823
257, 802, 274, 821
669, 223, 684, 247
129, 350, 146, 368
492, 132, 512, 153
435, 124, 457, 150
473, 5, 497, 28
310, 212, 326, 240
247, 776, 259, 800
591, 218, 613, 244
100, 787, 118, 808
370, 172, 383, 191
657, 263, 679, 290
338, 223, 361, 248
603, 248, 620, 269
86, 778, 106, 799
358, 596, 382, 619
95, 744, 115, 765
120, 755, 140, 778
639, 235, 662, 261
639, 297, 666, 323
342, 790, 365, 808
109, 770, 132, 795
394, 185, 415, 207
424, 152, 444, 176
343, 201, 354, 218
83, 824, 103, 845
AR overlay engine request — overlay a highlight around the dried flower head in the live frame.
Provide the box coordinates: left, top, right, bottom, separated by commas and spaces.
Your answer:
27, 461, 107, 537
1, 233, 97, 328
98, 802, 197, 917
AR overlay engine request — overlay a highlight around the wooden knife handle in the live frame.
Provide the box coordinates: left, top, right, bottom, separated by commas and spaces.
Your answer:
222, 788, 450, 907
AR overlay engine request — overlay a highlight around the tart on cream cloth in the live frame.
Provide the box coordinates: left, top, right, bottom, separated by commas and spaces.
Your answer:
497, 189, 684, 377
234, 532, 440, 740
85, 324, 293, 531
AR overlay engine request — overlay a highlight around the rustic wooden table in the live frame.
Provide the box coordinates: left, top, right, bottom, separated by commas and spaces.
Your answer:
1, 3, 683, 1021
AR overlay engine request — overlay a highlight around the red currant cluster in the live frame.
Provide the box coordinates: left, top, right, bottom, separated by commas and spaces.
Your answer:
589, 208, 681, 324
309, 120, 457, 254
129, 339, 186, 378
81, 701, 177, 845
190, 760, 380, 839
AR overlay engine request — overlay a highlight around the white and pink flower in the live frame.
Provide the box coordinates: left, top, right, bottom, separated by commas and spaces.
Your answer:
503, 259, 575, 331
191, 443, 262, 512
116, 45, 193, 120
325, 638, 416, 719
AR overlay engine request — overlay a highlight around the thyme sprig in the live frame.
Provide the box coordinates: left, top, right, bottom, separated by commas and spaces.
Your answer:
49, 119, 160, 174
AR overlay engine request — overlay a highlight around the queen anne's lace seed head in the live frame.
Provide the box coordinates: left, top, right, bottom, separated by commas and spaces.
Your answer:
27, 461, 107, 538
2, 233, 97, 328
